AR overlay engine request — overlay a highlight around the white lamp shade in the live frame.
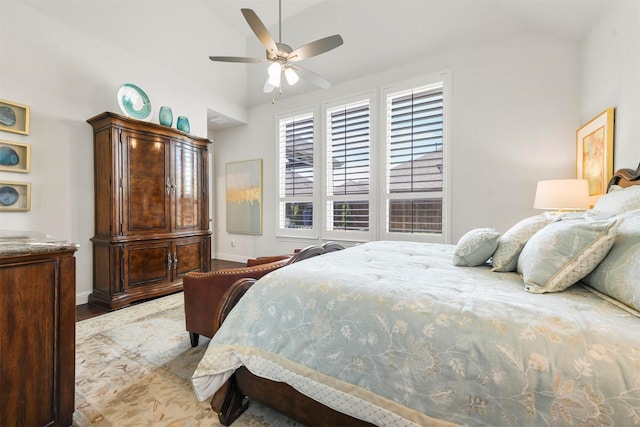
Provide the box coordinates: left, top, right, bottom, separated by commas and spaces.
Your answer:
267, 61, 281, 77
263, 77, 276, 93
284, 67, 299, 85
266, 69, 281, 88
266, 62, 282, 89
534, 179, 590, 211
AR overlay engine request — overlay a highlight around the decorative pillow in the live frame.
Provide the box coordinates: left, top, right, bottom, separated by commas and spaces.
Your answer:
491, 215, 554, 272
593, 185, 640, 214
517, 217, 618, 293
453, 228, 501, 266
582, 210, 640, 312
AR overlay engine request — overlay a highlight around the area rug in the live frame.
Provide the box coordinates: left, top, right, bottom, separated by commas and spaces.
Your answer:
74, 292, 302, 426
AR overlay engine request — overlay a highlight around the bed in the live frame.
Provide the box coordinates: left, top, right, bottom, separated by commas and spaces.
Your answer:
192, 165, 640, 426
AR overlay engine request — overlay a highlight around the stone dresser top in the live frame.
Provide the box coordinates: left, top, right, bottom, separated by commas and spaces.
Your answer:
0, 230, 79, 257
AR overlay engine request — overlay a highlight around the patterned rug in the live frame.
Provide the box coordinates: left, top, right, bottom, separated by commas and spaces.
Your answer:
74, 292, 302, 426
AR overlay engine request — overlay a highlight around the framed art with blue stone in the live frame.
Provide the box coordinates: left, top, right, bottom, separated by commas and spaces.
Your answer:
0, 99, 30, 135
0, 141, 30, 173
0, 181, 30, 211
226, 159, 262, 234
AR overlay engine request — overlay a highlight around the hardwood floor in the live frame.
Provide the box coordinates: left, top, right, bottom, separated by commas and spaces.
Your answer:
76, 259, 245, 322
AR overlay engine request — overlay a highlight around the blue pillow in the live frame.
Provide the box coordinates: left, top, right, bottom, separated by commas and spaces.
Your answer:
491, 215, 553, 272
582, 210, 640, 311
453, 228, 500, 267
517, 217, 618, 293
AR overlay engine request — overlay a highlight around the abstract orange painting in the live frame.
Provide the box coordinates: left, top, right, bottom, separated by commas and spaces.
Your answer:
576, 108, 614, 206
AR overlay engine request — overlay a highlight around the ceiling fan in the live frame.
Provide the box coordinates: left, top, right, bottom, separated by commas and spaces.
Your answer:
209, 0, 343, 95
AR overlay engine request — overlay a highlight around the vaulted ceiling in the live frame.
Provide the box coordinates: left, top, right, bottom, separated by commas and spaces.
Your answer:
19, 0, 610, 112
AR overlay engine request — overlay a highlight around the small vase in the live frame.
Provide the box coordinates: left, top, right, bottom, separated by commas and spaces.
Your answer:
159, 106, 173, 126
176, 116, 190, 133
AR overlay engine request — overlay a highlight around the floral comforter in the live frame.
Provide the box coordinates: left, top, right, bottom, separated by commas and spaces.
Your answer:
192, 241, 640, 426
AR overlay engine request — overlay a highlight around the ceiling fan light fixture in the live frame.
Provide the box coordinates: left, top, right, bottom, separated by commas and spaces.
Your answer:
209, 0, 343, 98
267, 68, 281, 88
284, 67, 299, 85
268, 61, 282, 77
263, 78, 276, 93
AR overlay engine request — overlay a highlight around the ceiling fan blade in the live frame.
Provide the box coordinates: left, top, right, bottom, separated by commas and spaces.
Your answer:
209, 56, 269, 64
288, 35, 343, 62
241, 8, 278, 57
292, 65, 332, 89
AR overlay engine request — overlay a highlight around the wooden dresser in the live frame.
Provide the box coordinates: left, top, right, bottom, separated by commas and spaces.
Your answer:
88, 112, 212, 310
0, 231, 78, 426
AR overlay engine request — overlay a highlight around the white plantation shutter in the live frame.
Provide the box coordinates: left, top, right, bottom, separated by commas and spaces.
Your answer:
276, 73, 448, 242
278, 112, 316, 235
385, 83, 444, 235
326, 100, 370, 234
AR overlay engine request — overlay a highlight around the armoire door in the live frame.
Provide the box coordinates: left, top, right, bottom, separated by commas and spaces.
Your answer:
172, 140, 206, 232
173, 236, 208, 280
123, 240, 172, 289
120, 129, 171, 235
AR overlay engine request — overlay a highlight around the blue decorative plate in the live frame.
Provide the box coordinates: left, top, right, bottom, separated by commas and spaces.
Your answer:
0, 186, 19, 206
117, 83, 152, 120
0, 146, 19, 166
0, 106, 16, 126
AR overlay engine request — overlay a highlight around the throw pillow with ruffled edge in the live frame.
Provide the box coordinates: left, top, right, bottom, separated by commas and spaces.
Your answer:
491, 215, 554, 272
517, 217, 618, 293
453, 228, 501, 266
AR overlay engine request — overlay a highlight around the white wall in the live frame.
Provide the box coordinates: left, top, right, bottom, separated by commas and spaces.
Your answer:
3, 0, 637, 303
581, 0, 640, 168
211, 32, 582, 261
0, 1, 247, 303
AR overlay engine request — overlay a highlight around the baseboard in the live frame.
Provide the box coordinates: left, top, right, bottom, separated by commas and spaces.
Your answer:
213, 252, 247, 263
76, 290, 91, 306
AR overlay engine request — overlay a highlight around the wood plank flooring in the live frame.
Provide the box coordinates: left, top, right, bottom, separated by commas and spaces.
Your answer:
76, 259, 245, 322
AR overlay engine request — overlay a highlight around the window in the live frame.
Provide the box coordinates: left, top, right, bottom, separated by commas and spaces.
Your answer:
277, 111, 316, 237
384, 81, 446, 241
325, 100, 371, 238
276, 72, 449, 243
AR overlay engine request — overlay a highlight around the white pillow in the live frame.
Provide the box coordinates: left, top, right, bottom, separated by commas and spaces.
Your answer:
453, 228, 501, 267
491, 215, 554, 272
593, 185, 640, 214
517, 217, 618, 293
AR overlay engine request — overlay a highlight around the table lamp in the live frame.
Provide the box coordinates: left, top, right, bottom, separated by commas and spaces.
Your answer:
533, 179, 590, 212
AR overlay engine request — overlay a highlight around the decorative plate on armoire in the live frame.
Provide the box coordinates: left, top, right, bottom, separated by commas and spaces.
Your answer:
116, 83, 152, 120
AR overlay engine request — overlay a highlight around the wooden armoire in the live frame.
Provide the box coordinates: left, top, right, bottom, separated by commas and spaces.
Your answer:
88, 112, 211, 310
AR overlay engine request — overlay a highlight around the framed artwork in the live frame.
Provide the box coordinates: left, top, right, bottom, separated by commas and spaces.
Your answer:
576, 107, 614, 206
226, 159, 262, 235
0, 181, 31, 211
0, 99, 30, 135
0, 140, 31, 173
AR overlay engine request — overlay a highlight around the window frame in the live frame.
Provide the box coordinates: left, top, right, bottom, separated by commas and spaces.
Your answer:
274, 70, 451, 244
323, 93, 376, 242
275, 106, 320, 239
378, 71, 451, 243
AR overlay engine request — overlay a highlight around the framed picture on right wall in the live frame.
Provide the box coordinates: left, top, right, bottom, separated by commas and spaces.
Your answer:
576, 107, 614, 206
